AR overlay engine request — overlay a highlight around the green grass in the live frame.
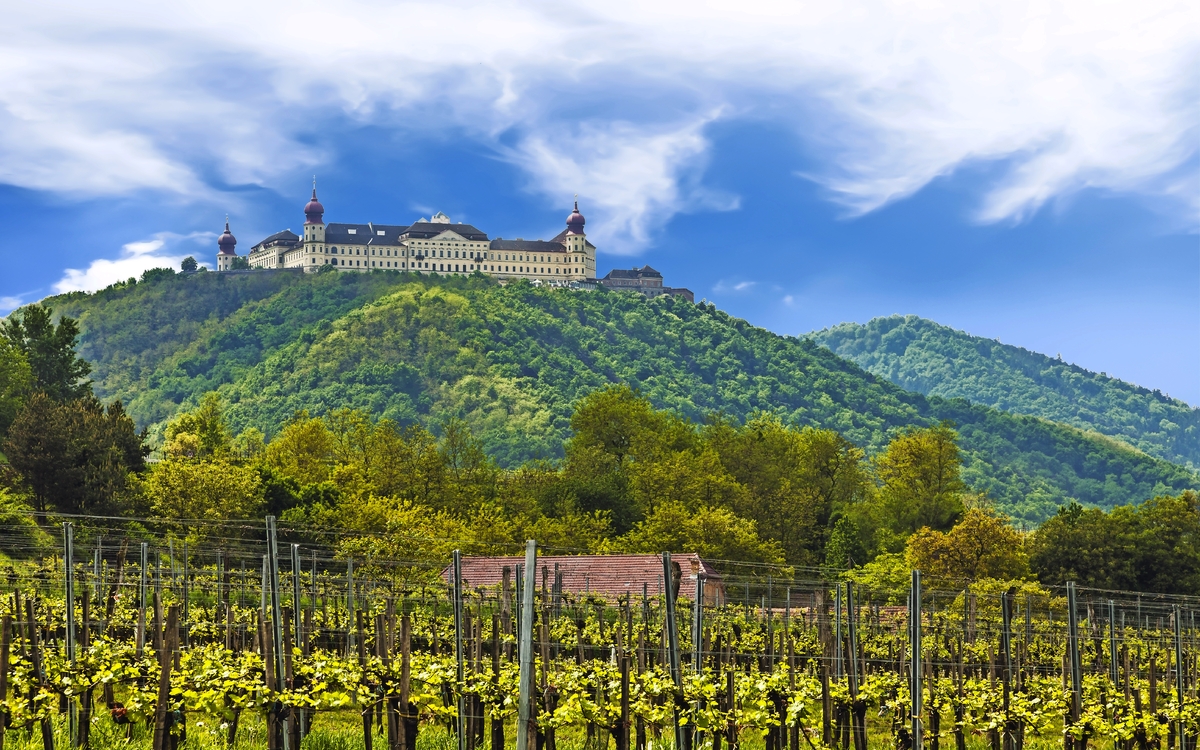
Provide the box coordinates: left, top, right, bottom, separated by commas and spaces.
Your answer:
0, 713, 1126, 750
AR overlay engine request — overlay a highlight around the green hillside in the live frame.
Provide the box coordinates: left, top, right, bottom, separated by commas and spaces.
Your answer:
44, 269, 1196, 523
810, 315, 1199, 470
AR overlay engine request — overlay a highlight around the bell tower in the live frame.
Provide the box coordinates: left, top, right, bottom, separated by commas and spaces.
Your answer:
303, 177, 326, 265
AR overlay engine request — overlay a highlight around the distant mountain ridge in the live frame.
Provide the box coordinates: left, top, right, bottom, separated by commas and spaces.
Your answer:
810, 315, 1199, 470
36, 271, 1197, 523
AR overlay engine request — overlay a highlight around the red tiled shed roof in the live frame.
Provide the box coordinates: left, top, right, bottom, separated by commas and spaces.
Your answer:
444, 553, 724, 601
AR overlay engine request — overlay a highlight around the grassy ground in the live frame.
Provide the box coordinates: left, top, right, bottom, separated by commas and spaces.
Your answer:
0, 713, 1120, 750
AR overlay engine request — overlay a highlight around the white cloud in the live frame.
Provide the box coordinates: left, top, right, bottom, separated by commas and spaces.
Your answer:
0, 0, 1195, 248
782, 295, 795, 306
714, 279, 758, 294
53, 232, 209, 293
505, 115, 737, 253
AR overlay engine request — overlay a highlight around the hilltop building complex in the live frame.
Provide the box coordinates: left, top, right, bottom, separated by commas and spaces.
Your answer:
216, 186, 691, 300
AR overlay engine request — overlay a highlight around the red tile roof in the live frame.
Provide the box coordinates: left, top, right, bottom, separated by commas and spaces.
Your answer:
444, 553, 724, 601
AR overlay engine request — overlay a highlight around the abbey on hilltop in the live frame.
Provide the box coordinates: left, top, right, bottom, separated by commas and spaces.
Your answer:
216, 183, 596, 284
216, 185, 692, 300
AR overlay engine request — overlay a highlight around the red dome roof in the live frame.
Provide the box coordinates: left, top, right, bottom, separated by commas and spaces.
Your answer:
217, 220, 237, 255
304, 183, 324, 224
566, 200, 585, 234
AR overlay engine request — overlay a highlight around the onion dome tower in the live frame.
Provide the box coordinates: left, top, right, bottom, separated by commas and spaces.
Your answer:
216, 217, 237, 271
563, 197, 592, 280
304, 180, 324, 225
565, 200, 585, 234
303, 176, 327, 250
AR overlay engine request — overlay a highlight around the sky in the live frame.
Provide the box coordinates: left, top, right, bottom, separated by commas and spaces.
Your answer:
1, 0, 1197, 404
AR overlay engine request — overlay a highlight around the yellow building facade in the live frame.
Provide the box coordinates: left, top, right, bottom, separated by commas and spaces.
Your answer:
228, 186, 597, 285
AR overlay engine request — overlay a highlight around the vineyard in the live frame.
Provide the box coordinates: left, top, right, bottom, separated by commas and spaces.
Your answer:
0, 515, 1196, 750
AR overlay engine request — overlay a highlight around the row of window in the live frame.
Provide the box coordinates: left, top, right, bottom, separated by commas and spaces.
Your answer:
315, 258, 587, 275
318, 245, 585, 263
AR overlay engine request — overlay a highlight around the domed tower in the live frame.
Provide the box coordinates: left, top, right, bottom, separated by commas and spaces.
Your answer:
303, 178, 326, 264
216, 218, 237, 271
564, 199, 594, 280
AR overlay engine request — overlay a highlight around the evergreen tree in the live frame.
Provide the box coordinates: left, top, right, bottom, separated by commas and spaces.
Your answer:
0, 337, 33, 436
4, 393, 147, 514
1, 304, 92, 401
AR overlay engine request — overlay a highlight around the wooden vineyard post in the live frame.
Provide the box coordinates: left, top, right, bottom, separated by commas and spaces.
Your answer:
152, 605, 179, 750
401, 610, 415, 750
453, 550, 467, 750
491, 613, 503, 750
291, 544, 306, 742
516, 540, 537, 750
358, 611, 371, 750
662, 553, 688, 750
692, 571, 704, 750
138, 542, 148, 659
26, 597, 53, 750
63, 523, 78, 746
78, 592, 93, 750
266, 516, 291, 750
910, 571, 922, 750
846, 582, 865, 750
1000, 588, 1015, 750
1173, 607, 1185, 750
618, 654, 631, 750
1065, 583, 1083, 748
0, 614, 9, 750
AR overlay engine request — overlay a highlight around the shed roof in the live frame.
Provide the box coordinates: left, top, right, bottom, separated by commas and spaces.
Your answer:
445, 553, 723, 600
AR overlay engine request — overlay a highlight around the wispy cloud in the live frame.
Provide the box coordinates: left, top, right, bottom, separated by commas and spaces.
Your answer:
54, 232, 210, 293
0, 0, 1195, 249
713, 279, 758, 294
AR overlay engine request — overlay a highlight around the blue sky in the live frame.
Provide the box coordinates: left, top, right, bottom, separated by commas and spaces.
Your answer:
1, 0, 1197, 404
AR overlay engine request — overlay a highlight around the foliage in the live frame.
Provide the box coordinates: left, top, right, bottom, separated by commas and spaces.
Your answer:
181, 256, 199, 273
1028, 490, 1200, 594
0, 336, 33, 437
3, 393, 147, 514
618, 501, 786, 564
1, 304, 92, 401
144, 457, 265, 526
811, 314, 1200, 469
163, 392, 234, 458
905, 508, 1030, 586
34, 274, 1198, 523
872, 422, 965, 536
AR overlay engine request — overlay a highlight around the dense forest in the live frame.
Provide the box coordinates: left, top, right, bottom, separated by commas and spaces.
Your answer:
29, 268, 1199, 523
811, 314, 1200, 470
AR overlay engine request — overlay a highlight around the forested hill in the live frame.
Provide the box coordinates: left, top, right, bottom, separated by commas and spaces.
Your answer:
810, 315, 1199, 470
43, 269, 1196, 523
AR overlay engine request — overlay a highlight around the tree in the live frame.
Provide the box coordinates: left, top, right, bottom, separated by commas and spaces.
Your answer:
180, 256, 199, 273
264, 412, 336, 485
0, 337, 33, 436
1031, 493, 1200, 595
706, 415, 871, 565
230, 256, 250, 270
906, 508, 1029, 586
620, 501, 785, 565
145, 457, 264, 521
824, 515, 869, 569
4, 393, 147, 514
1, 304, 92, 401
163, 392, 232, 458
874, 423, 966, 536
